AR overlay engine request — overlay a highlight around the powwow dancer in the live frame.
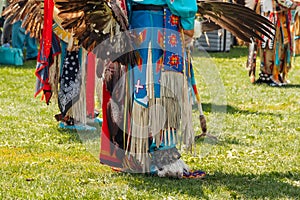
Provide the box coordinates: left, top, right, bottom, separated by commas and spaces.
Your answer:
55, 0, 274, 178
2, 0, 274, 178
247, 0, 298, 86
292, 6, 300, 55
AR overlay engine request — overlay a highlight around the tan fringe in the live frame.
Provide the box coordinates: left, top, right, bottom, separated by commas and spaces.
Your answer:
160, 71, 184, 99
146, 42, 154, 99
160, 70, 194, 150
180, 71, 194, 151
148, 98, 166, 148
129, 101, 150, 172
160, 71, 183, 129
95, 76, 103, 110
49, 54, 60, 103
161, 97, 180, 129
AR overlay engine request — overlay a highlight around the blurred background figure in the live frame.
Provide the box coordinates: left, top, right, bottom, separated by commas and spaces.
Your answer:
11, 20, 38, 60
1, 0, 11, 47
293, 6, 300, 55
0, 0, 6, 44
1, 0, 37, 60
0, 0, 5, 16
247, 0, 297, 86
1, 17, 12, 47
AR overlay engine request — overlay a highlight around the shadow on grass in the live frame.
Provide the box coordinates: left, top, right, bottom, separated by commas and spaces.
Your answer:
192, 46, 248, 59
253, 82, 300, 89
56, 122, 101, 143
207, 171, 300, 199
201, 103, 283, 117
194, 130, 247, 147
279, 84, 300, 88
57, 128, 83, 143
118, 170, 299, 199
114, 173, 208, 198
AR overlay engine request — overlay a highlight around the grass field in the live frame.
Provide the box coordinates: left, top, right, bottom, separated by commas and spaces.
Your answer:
0, 46, 299, 199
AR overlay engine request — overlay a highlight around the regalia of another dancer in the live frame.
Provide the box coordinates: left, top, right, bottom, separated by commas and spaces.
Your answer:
293, 6, 300, 55
247, 0, 297, 86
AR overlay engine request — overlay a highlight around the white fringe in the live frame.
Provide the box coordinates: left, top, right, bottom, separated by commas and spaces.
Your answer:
130, 101, 150, 172
181, 69, 194, 151
128, 44, 195, 171
70, 49, 87, 124
160, 71, 194, 150
149, 98, 166, 147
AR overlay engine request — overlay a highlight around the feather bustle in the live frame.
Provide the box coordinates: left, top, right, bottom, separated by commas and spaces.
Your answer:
197, 1, 275, 42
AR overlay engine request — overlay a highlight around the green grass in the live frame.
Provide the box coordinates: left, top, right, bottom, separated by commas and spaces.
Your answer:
0, 46, 299, 199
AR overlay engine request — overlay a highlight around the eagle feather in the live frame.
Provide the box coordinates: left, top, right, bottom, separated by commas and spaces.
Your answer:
197, 1, 274, 42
